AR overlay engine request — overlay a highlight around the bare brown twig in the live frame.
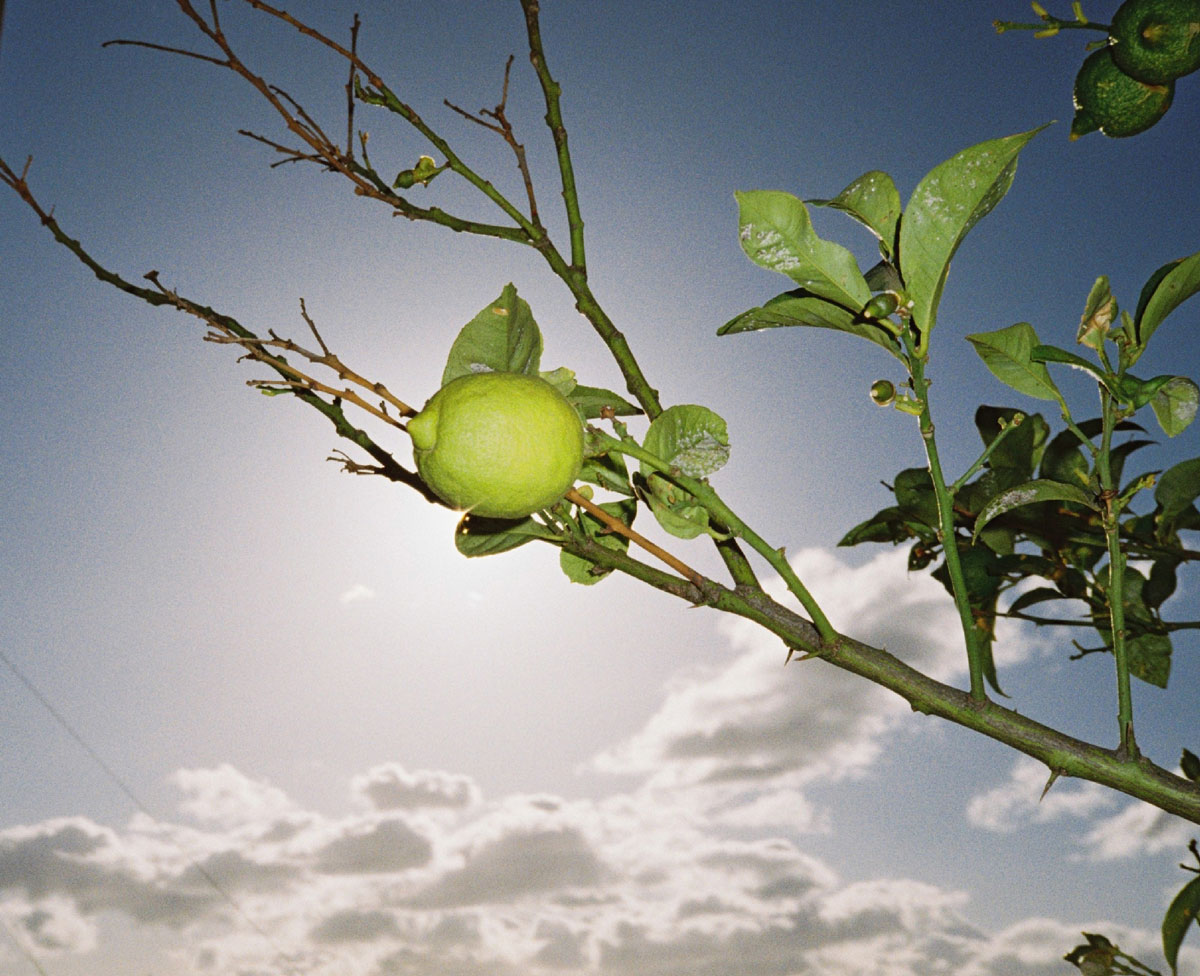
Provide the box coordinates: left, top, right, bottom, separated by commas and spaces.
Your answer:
444, 55, 541, 227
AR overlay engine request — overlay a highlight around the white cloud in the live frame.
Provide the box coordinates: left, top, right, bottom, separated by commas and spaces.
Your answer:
352, 763, 482, 811
339, 583, 377, 605
170, 763, 297, 830
0, 759, 1165, 976
1080, 800, 1196, 860
966, 757, 1118, 833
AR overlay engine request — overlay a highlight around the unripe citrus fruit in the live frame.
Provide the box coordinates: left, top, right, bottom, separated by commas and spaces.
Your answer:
1109, 0, 1200, 85
408, 371, 584, 519
1071, 47, 1174, 138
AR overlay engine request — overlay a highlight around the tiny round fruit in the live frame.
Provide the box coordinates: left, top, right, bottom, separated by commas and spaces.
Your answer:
1071, 47, 1174, 139
1109, 0, 1200, 85
408, 371, 584, 519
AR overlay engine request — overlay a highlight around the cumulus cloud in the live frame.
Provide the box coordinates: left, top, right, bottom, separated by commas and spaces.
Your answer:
966, 757, 1118, 833
1079, 800, 1196, 860
352, 763, 481, 811
0, 760, 1169, 976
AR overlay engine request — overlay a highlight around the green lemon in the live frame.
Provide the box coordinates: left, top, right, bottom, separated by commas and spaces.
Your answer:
408, 371, 584, 519
1071, 47, 1174, 138
1109, 0, 1200, 85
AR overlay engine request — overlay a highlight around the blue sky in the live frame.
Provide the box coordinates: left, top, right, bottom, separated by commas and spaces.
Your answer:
2, 2, 1199, 974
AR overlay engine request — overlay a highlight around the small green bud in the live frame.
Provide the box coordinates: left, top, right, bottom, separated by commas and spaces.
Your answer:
862, 292, 900, 320
869, 380, 896, 406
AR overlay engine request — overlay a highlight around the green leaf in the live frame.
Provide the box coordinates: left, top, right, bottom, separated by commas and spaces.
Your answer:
1127, 632, 1172, 688
899, 127, 1044, 340
538, 366, 577, 397
453, 512, 558, 557
441, 283, 543, 385
569, 384, 643, 420
560, 498, 636, 585
975, 406, 1050, 480
719, 289, 903, 359
973, 479, 1098, 542
1031, 343, 1107, 383
807, 170, 901, 257
1039, 428, 1091, 488
735, 190, 871, 309
1182, 748, 1200, 782
1155, 457, 1200, 525
642, 404, 730, 479
1151, 376, 1200, 437
641, 477, 715, 540
1114, 372, 1177, 410
1133, 249, 1200, 362
864, 259, 903, 293
579, 451, 635, 496
967, 323, 1065, 403
892, 468, 940, 529
1007, 586, 1070, 614
837, 506, 932, 547
1077, 276, 1117, 352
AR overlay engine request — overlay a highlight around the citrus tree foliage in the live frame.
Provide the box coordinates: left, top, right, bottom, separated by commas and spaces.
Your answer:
4, 1, 1200, 973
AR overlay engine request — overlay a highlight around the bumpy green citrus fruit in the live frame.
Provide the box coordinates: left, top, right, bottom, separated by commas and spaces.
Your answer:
1109, 0, 1200, 85
408, 371, 584, 519
1071, 47, 1174, 138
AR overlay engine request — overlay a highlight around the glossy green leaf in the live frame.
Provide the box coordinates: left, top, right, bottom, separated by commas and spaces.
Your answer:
1133, 249, 1200, 362
1151, 376, 1200, 437
967, 324, 1065, 403
973, 479, 1097, 542
569, 384, 643, 419
1031, 343, 1107, 383
441, 283, 542, 384
719, 289, 903, 358
807, 170, 901, 257
642, 404, 730, 479
454, 512, 558, 557
735, 190, 871, 308
900, 127, 1044, 341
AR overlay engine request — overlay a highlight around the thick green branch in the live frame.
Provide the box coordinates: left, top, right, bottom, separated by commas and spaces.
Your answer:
561, 533, 1200, 824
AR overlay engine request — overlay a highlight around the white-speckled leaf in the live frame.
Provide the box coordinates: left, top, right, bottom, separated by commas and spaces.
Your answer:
972, 478, 1097, 543
642, 404, 731, 479
808, 169, 901, 258
735, 190, 870, 309
900, 127, 1045, 340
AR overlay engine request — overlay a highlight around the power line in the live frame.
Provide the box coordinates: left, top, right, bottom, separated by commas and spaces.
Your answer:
0, 647, 302, 974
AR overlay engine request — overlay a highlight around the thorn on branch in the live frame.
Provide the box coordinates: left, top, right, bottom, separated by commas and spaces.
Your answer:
1040, 768, 1063, 801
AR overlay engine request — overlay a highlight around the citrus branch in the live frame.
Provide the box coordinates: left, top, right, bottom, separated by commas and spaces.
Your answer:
565, 488, 708, 590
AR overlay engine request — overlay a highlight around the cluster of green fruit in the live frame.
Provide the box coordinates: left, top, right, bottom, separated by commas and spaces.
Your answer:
1072, 0, 1200, 137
